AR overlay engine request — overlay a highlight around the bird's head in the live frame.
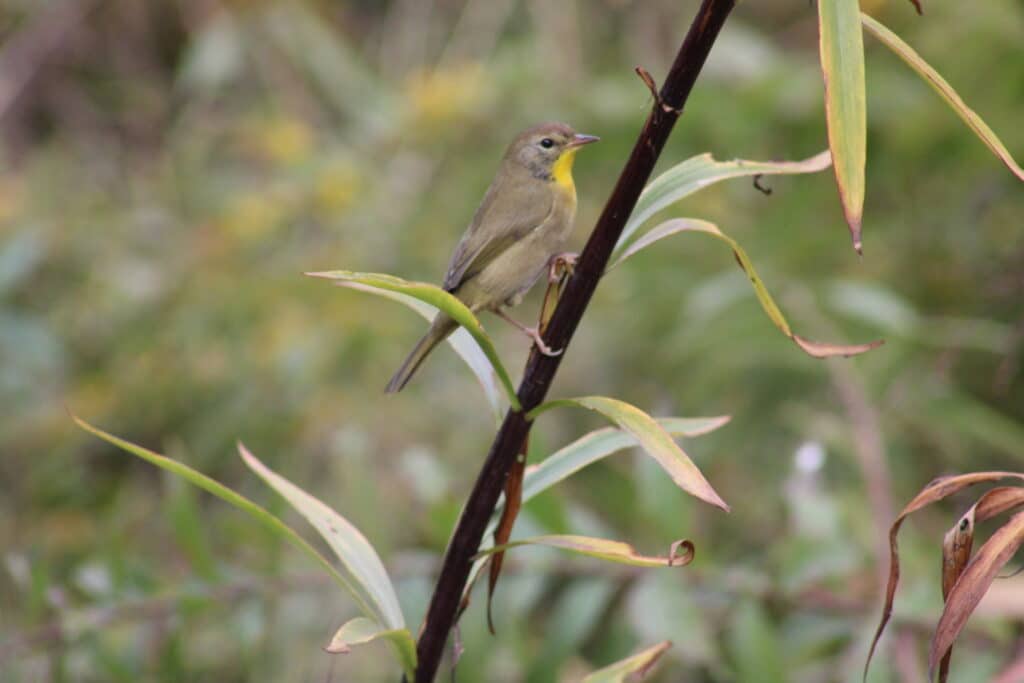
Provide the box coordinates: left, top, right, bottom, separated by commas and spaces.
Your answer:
505, 122, 599, 186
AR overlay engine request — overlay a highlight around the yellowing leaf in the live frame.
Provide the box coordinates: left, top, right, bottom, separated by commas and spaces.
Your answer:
325, 617, 417, 680
307, 270, 519, 410
529, 396, 728, 511
617, 151, 832, 252
862, 13, 1024, 183
478, 535, 695, 568
610, 219, 882, 358
465, 417, 730, 601
818, 0, 867, 252
582, 641, 672, 683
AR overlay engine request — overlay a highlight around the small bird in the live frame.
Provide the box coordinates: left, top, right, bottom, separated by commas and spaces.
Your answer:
386, 121, 599, 393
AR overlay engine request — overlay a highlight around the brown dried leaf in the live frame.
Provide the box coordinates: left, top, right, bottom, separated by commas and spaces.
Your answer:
486, 439, 527, 635
864, 472, 1024, 678
974, 487, 1024, 524
939, 507, 974, 682
930, 509, 1024, 678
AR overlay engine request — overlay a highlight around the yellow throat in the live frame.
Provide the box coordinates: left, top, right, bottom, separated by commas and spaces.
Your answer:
550, 148, 578, 193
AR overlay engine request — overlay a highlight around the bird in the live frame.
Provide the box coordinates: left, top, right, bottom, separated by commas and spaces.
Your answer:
385, 121, 599, 393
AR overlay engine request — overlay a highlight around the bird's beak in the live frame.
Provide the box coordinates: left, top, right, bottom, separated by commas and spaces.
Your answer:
567, 133, 600, 148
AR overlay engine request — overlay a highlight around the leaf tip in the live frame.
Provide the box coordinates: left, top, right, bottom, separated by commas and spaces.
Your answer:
324, 642, 351, 655
708, 492, 731, 512
237, 441, 256, 465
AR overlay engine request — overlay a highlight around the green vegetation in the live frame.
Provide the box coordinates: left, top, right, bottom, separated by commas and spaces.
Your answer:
2, 1, 1023, 681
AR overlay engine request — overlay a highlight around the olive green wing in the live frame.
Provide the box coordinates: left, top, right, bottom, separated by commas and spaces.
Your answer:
443, 179, 553, 293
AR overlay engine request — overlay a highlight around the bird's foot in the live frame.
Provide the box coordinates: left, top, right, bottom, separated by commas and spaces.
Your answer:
494, 309, 563, 356
523, 326, 563, 357
548, 252, 578, 283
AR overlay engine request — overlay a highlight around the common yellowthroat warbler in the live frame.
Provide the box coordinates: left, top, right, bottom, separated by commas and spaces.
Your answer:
386, 122, 598, 393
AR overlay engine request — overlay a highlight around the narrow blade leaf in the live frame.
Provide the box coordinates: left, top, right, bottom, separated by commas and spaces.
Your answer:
939, 505, 975, 682
326, 617, 417, 680
862, 13, 1024, 182
71, 416, 374, 618
307, 270, 520, 410
338, 282, 502, 421
478, 535, 695, 568
582, 641, 672, 683
818, 0, 867, 252
617, 150, 832, 251
865, 472, 1024, 678
465, 417, 730, 599
529, 396, 729, 511
487, 439, 527, 634
610, 219, 882, 358
930, 509, 1024, 678
238, 444, 403, 629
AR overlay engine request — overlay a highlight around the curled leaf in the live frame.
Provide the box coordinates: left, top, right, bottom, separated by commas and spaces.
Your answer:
464, 416, 730, 601
610, 219, 882, 358
865, 472, 1024, 678
582, 641, 672, 682
818, 0, 867, 252
939, 506, 975, 682
477, 535, 695, 568
931, 509, 1024, 678
325, 617, 417, 680
862, 13, 1024, 182
617, 150, 832, 251
938, 486, 1024, 681
306, 270, 520, 410
529, 396, 729, 511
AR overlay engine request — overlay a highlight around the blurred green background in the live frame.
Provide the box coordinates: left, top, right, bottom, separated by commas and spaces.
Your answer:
2, 0, 1023, 681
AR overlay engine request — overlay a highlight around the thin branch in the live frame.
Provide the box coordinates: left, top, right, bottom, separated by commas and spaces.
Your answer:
411, 1, 737, 681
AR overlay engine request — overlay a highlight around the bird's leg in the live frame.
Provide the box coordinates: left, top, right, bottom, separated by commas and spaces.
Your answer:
494, 309, 563, 357
548, 252, 578, 283
538, 252, 578, 331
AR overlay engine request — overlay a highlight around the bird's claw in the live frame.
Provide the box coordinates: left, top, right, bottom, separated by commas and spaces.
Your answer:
525, 327, 563, 357
548, 252, 578, 283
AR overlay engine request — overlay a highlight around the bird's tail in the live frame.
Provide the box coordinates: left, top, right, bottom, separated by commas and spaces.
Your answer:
385, 315, 458, 393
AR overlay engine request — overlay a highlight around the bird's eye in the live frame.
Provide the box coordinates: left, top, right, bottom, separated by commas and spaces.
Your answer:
539, 138, 554, 149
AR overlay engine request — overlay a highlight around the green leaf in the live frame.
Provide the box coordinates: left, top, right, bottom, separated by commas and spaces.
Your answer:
334, 282, 503, 422
616, 151, 832, 253
478, 535, 694, 568
71, 416, 375, 619
610, 219, 883, 358
238, 444, 404, 629
582, 641, 672, 683
818, 0, 867, 253
529, 396, 729, 511
307, 270, 520, 411
862, 13, 1024, 183
325, 617, 417, 680
465, 416, 730, 599
521, 416, 729, 503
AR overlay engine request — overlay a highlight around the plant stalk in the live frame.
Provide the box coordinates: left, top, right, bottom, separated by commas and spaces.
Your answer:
412, 1, 736, 680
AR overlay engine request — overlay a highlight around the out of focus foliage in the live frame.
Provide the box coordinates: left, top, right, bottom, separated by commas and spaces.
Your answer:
1, 0, 1023, 681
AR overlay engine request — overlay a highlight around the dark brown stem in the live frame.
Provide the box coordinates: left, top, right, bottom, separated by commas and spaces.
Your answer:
412, 2, 736, 680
